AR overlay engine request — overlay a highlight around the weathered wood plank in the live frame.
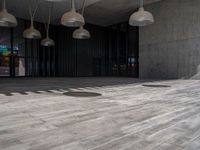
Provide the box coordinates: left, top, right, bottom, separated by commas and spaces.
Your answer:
0, 78, 200, 150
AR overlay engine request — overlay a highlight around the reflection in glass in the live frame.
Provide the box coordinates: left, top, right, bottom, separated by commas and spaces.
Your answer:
15, 57, 25, 76
0, 27, 10, 76
0, 56, 9, 76
13, 19, 26, 76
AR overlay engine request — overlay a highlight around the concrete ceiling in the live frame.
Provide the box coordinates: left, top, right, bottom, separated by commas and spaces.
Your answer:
84, 0, 161, 26
1, 0, 161, 26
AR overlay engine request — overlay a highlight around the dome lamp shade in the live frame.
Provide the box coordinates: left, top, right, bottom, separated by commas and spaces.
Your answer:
73, 26, 90, 39
129, 0, 154, 26
23, 24, 41, 39
0, 0, 17, 27
61, 0, 85, 27
41, 37, 55, 47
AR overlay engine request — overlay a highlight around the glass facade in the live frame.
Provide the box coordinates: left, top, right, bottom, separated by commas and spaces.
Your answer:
0, 18, 56, 77
0, 27, 11, 76
107, 23, 139, 77
0, 18, 138, 77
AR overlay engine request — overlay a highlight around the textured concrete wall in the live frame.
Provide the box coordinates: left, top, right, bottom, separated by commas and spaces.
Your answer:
139, 0, 200, 79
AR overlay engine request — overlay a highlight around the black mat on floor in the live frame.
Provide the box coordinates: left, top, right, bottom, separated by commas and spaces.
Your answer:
63, 92, 102, 97
143, 84, 171, 88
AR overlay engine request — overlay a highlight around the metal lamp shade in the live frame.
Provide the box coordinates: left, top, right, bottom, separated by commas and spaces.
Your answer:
129, 7, 154, 26
23, 26, 41, 39
73, 26, 90, 39
0, 9, 17, 27
61, 9, 85, 27
41, 37, 55, 47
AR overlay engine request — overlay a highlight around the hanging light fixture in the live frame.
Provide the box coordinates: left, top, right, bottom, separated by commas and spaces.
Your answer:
23, 25, 41, 39
61, 0, 85, 27
41, 38, 55, 47
23, 1, 41, 39
41, 3, 55, 47
73, 0, 90, 39
0, 0, 17, 27
129, 0, 154, 26
73, 26, 90, 39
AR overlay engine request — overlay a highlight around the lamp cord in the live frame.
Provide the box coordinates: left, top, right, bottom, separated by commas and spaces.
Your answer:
32, 0, 39, 20
2, 0, 6, 9
28, 0, 40, 26
140, 0, 144, 8
46, 3, 54, 37
72, 0, 75, 10
81, 0, 86, 15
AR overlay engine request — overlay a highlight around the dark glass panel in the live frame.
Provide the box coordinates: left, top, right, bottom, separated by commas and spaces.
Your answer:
0, 27, 11, 76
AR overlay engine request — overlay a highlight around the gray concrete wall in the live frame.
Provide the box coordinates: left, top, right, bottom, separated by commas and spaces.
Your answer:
139, 0, 200, 79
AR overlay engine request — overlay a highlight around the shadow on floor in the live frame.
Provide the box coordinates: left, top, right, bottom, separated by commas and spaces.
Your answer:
143, 84, 171, 88
0, 77, 160, 96
1, 89, 68, 97
63, 92, 102, 97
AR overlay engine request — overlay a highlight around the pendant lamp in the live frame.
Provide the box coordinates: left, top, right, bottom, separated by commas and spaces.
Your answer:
23, 3, 41, 39
73, 26, 90, 39
0, 0, 17, 27
61, 0, 85, 27
129, 0, 154, 26
41, 3, 55, 47
73, 0, 90, 39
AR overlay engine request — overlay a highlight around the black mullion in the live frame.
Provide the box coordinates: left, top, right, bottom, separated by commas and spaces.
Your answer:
9, 28, 14, 77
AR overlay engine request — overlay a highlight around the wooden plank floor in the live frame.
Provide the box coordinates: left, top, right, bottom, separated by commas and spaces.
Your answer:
0, 78, 200, 150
